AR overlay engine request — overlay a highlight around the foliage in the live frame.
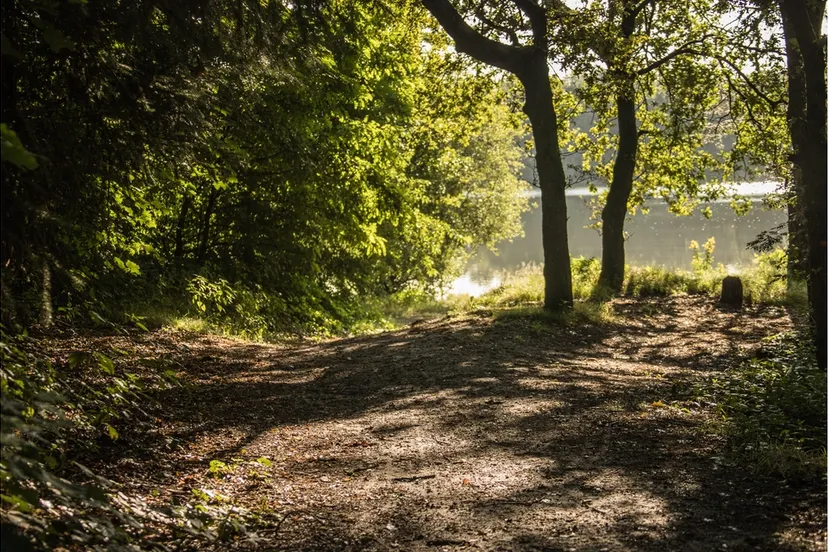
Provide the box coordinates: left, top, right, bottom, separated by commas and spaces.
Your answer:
689, 237, 717, 273
465, 246, 798, 310
0, 326, 293, 550
688, 332, 826, 480
0, 0, 528, 337
0, 330, 142, 550
557, 0, 759, 216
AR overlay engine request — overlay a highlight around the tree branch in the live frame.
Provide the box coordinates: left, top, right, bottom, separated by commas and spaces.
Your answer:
511, 0, 547, 46
636, 46, 702, 75
474, 2, 521, 45
629, 0, 656, 19
422, 0, 528, 72
715, 55, 785, 108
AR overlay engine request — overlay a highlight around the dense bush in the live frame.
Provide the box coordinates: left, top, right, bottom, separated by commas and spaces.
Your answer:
1, 0, 528, 336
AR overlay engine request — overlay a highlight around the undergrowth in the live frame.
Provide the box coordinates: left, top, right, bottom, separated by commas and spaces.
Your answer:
475, 248, 799, 311
126, 247, 797, 340
0, 328, 285, 551
687, 331, 827, 481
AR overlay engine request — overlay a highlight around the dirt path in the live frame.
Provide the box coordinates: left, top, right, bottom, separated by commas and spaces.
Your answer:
58, 297, 826, 550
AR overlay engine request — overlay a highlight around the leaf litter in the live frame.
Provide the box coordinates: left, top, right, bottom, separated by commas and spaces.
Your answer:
41, 296, 825, 550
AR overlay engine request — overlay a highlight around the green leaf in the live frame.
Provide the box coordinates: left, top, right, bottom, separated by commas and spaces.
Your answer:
90, 311, 109, 326
0, 124, 37, 169
68, 351, 90, 368
105, 424, 119, 440
124, 260, 141, 275
1, 494, 35, 512
97, 354, 115, 375
256, 457, 272, 467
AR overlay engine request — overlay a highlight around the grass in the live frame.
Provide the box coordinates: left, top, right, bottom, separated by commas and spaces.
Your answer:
687, 331, 827, 481
490, 301, 616, 327
468, 249, 803, 310
129, 248, 802, 339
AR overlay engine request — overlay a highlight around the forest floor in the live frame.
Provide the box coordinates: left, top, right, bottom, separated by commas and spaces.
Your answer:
48, 296, 826, 551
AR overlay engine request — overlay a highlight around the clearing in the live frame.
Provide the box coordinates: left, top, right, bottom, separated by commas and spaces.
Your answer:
47, 296, 826, 551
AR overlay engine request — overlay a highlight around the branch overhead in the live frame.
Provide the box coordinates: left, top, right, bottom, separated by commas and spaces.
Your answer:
511, 0, 548, 45
421, 0, 529, 73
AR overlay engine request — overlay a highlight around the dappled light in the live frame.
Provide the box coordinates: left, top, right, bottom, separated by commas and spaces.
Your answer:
30, 296, 816, 550
2, 0, 825, 549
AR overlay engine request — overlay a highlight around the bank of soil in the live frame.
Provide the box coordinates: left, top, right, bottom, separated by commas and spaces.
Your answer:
50, 296, 826, 550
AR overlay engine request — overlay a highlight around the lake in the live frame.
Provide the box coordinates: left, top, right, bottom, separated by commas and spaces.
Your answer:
453, 182, 787, 295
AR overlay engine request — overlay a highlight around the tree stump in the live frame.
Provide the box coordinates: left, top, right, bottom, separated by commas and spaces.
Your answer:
720, 275, 743, 308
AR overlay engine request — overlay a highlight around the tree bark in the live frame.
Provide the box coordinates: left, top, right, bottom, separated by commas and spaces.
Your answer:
39, 257, 52, 327
782, 9, 808, 281
196, 186, 218, 263
779, 0, 827, 369
597, 79, 637, 293
596, 1, 639, 295
518, 56, 574, 309
786, 168, 808, 280
174, 195, 192, 260
421, 0, 573, 309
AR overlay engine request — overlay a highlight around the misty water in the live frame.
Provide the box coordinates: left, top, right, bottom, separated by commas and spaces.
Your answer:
453, 182, 787, 295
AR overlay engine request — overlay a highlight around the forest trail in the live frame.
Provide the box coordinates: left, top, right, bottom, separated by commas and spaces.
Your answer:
56, 297, 825, 551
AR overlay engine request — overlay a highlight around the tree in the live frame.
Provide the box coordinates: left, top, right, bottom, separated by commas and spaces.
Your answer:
557, 0, 727, 294
1, 0, 529, 334
421, 0, 573, 309
720, 0, 825, 368
777, 0, 826, 369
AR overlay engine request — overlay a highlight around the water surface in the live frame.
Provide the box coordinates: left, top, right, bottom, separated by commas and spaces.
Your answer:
460, 183, 786, 293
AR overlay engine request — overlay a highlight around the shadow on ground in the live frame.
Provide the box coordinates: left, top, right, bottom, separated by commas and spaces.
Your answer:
78, 296, 824, 551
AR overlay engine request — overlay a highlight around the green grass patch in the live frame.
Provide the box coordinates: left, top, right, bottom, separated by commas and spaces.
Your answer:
471, 248, 802, 308
491, 300, 615, 328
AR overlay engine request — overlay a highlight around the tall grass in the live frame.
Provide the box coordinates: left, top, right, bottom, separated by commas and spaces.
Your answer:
132, 246, 800, 338
473, 248, 800, 310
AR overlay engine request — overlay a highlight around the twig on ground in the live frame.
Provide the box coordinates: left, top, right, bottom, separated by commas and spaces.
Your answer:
391, 474, 436, 482
426, 538, 471, 546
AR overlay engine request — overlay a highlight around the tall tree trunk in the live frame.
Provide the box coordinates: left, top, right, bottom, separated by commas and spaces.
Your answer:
782, 10, 808, 282
519, 56, 574, 309
786, 169, 808, 281
39, 257, 52, 327
420, 0, 573, 310
780, 0, 827, 369
596, 1, 639, 295
597, 79, 637, 293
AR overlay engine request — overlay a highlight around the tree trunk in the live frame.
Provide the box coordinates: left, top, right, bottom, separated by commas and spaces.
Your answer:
519, 56, 573, 310
174, 195, 191, 260
419, 0, 573, 310
597, 80, 637, 293
39, 257, 52, 327
780, 0, 827, 369
782, 11, 808, 282
786, 169, 807, 280
196, 186, 218, 263
596, 2, 639, 295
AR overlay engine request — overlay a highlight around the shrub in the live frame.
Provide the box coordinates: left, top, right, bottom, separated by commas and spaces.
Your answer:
690, 332, 827, 480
